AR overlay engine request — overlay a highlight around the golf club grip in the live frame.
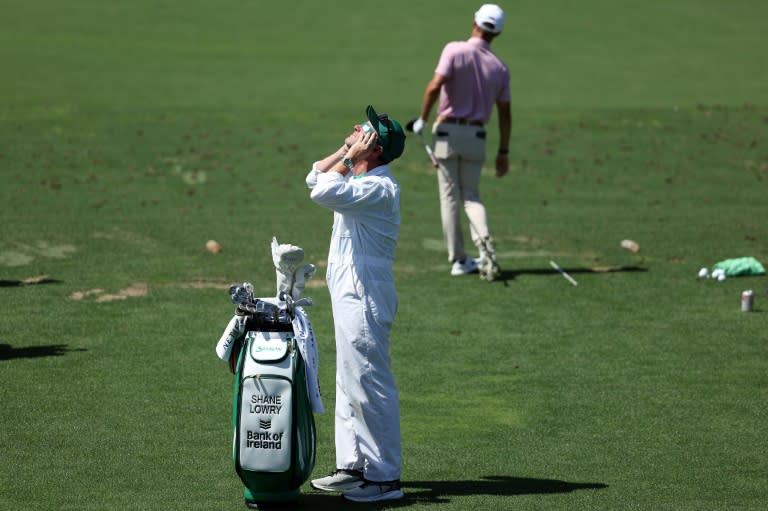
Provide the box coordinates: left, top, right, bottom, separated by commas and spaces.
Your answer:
425, 145, 439, 168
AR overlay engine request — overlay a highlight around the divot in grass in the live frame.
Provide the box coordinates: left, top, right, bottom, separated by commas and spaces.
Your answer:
69, 283, 147, 302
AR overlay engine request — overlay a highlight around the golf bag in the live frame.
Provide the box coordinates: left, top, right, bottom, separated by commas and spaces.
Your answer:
228, 297, 316, 505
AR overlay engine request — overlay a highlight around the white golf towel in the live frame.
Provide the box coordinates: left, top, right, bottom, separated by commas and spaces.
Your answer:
291, 306, 324, 413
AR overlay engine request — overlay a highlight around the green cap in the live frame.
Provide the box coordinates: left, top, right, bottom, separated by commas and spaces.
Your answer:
365, 105, 406, 163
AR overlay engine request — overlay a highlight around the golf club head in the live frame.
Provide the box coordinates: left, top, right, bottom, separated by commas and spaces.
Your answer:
229, 283, 254, 306
229, 284, 245, 304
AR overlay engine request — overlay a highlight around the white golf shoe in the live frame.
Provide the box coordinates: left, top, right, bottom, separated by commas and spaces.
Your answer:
450, 258, 479, 276
310, 469, 364, 492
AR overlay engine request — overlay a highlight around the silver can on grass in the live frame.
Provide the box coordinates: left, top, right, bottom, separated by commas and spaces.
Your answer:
741, 290, 754, 312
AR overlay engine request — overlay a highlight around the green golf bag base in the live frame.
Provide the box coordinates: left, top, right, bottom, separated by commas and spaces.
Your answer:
232, 310, 316, 506
243, 486, 300, 505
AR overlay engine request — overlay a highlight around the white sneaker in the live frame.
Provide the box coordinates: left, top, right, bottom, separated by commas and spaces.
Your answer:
343, 480, 404, 502
450, 258, 479, 276
310, 469, 364, 492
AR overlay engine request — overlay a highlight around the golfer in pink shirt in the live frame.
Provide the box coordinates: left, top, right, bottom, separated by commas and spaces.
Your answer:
413, 4, 511, 281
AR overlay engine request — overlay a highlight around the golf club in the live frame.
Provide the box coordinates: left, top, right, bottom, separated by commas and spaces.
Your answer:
405, 119, 439, 168
549, 260, 578, 286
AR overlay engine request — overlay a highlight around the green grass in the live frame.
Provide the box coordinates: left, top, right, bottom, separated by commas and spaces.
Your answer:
2, 1, 767, 510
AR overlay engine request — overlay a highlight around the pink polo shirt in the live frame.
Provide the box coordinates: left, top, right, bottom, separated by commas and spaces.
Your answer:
434, 37, 510, 125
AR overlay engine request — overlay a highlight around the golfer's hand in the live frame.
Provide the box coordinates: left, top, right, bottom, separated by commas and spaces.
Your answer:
412, 118, 425, 135
346, 130, 377, 162
495, 153, 509, 177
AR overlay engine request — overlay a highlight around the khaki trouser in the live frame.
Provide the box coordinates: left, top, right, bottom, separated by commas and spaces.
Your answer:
432, 122, 491, 263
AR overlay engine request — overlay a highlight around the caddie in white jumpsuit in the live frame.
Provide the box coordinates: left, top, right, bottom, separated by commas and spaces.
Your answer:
307, 105, 407, 503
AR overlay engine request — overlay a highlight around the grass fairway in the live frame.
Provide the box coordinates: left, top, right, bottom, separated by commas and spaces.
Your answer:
1, 1, 767, 510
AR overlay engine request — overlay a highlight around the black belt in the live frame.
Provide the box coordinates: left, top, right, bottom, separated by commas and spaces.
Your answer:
437, 117, 484, 127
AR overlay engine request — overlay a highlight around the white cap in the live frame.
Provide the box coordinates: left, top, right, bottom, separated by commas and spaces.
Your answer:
474, 4, 505, 34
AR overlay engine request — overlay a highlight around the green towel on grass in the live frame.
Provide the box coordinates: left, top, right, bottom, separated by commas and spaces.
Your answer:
712, 257, 765, 276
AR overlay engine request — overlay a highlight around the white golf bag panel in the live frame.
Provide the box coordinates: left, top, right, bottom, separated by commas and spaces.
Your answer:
239, 376, 293, 472
236, 330, 295, 473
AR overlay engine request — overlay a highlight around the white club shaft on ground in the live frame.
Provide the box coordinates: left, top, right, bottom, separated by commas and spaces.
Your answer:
550, 260, 578, 286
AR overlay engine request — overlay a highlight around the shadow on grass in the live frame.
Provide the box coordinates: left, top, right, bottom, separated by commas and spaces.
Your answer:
0, 343, 86, 360
295, 475, 607, 509
0, 277, 63, 287
405, 475, 608, 501
497, 265, 647, 284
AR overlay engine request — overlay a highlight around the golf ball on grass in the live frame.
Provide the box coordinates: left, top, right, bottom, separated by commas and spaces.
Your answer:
206, 240, 221, 254
698, 268, 709, 278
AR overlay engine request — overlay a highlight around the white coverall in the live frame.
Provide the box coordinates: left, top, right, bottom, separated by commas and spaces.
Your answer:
306, 163, 401, 482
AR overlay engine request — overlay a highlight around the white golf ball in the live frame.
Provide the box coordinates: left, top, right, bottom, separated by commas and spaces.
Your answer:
717, 273, 726, 282
698, 268, 709, 278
